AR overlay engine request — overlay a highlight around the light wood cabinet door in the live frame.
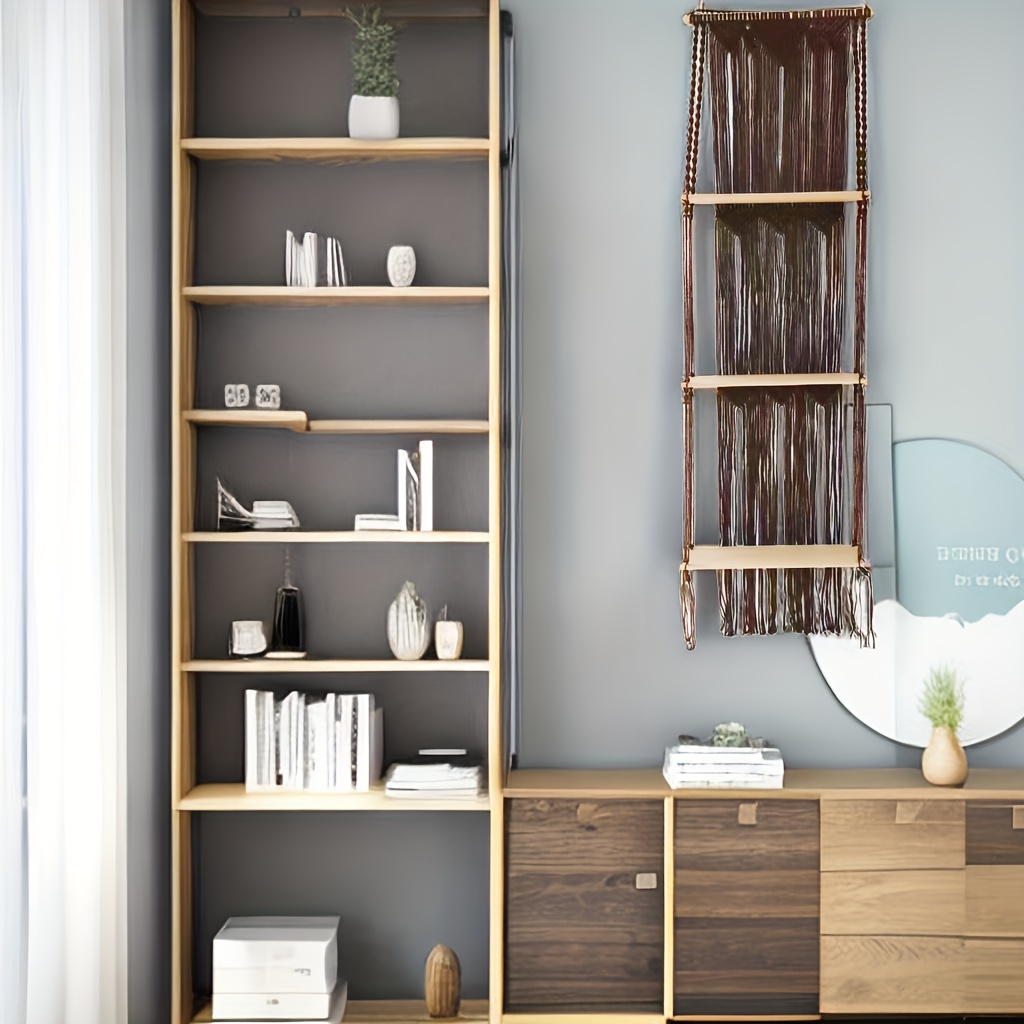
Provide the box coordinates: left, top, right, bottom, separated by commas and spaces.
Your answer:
966, 938, 1024, 1013
504, 799, 664, 1013
674, 799, 819, 1017
821, 870, 965, 936
820, 935, 965, 1014
821, 799, 964, 871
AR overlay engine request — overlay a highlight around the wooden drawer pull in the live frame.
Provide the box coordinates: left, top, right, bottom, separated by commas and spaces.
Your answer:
738, 802, 758, 826
1014, 807, 1024, 830
635, 872, 658, 890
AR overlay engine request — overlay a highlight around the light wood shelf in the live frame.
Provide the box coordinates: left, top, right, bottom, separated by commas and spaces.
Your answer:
183, 411, 490, 434
183, 285, 489, 306
685, 373, 864, 390
193, 0, 490, 18
184, 530, 490, 543
192, 1000, 491, 1024
685, 190, 868, 205
309, 419, 489, 434
505, 768, 1024, 801
178, 782, 490, 812
184, 658, 490, 673
684, 544, 863, 571
182, 136, 490, 162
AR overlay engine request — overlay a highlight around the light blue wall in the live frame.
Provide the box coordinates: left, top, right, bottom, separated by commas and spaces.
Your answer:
505, 0, 1024, 769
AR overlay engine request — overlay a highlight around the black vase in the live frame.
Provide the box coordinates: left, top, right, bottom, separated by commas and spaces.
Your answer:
269, 585, 305, 658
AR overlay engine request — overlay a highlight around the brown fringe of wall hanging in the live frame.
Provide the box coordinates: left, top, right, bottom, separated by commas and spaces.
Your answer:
680, 7, 873, 649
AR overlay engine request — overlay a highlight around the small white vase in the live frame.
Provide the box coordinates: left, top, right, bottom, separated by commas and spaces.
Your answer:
349, 95, 399, 140
921, 726, 968, 786
387, 245, 416, 287
387, 581, 431, 660
435, 620, 464, 661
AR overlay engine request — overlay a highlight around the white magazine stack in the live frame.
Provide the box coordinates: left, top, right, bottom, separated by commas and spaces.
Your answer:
662, 743, 784, 789
212, 916, 347, 1022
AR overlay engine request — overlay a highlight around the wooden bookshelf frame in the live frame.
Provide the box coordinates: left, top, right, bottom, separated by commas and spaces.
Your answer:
169, 2, 504, 1021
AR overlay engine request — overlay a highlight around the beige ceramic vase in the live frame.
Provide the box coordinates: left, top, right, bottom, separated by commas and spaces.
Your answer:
921, 726, 968, 786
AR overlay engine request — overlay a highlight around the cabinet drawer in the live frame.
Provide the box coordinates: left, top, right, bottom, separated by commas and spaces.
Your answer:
505, 799, 663, 1012
821, 799, 964, 871
965, 939, 1024, 1013
966, 865, 1024, 937
967, 801, 1024, 865
821, 870, 964, 935
820, 935, 964, 1014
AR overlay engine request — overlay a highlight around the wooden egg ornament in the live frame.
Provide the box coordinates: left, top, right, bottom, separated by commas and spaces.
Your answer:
425, 943, 461, 1018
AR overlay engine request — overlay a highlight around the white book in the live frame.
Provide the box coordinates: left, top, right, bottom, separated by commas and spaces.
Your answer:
354, 696, 383, 792
306, 698, 328, 791
418, 439, 433, 531
213, 990, 333, 1020
214, 964, 338, 997
334, 694, 354, 792
397, 449, 420, 530
213, 915, 340, 974
324, 694, 336, 789
260, 691, 276, 788
244, 690, 259, 790
667, 745, 782, 763
663, 769, 784, 789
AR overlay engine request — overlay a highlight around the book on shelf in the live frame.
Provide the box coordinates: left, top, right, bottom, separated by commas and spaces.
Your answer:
245, 690, 383, 793
285, 230, 348, 288
384, 749, 484, 799
397, 440, 434, 531
353, 513, 402, 531
212, 980, 348, 1024
662, 743, 784, 790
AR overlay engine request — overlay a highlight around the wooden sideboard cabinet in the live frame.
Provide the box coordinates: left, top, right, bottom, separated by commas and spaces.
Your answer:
674, 799, 819, 1017
502, 770, 1024, 1023
504, 798, 664, 1014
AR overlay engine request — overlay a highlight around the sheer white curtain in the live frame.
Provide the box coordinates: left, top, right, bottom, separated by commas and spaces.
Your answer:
0, 1, 128, 1023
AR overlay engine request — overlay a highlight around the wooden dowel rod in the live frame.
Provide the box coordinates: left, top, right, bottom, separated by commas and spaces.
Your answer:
684, 190, 868, 205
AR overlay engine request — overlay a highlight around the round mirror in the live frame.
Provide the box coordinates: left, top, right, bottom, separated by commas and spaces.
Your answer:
809, 437, 1024, 747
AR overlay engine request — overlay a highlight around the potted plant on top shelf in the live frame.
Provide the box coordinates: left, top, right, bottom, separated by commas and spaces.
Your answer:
918, 665, 968, 787
344, 5, 400, 140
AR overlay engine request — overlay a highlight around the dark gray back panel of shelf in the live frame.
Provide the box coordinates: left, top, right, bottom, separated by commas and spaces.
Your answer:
194, 811, 489, 999
197, 672, 489, 783
194, 160, 488, 287
195, 430, 488, 531
192, 543, 489, 659
195, 305, 489, 420
194, 16, 488, 139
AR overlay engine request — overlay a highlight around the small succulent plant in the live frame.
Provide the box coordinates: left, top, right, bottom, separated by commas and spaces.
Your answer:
918, 666, 965, 734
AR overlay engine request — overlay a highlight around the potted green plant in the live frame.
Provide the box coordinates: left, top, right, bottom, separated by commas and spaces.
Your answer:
918, 665, 968, 786
344, 6, 400, 140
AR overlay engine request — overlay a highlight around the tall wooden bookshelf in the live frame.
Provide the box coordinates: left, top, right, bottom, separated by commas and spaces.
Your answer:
170, 2, 504, 1021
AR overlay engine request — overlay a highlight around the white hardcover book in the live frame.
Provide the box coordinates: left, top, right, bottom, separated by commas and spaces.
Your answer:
355, 699, 384, 792
334, 694, 354, 791
214, 964, 338, 997
325, 694, 336, 790
213, 914, 339, 974
260, 691, 276, 787
244, 690, 259, 790
212, 980, 347, 1024
397, 449, 409, 530
213, 990, 332, 1020
306, 698, 328, 791
418, 439, 433, 531
278, 694, 290, 787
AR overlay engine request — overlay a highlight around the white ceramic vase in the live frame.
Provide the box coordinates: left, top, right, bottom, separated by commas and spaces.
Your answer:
387, 581, 431, 660
435, 620, 464, 661
921, 725, 968, 786
349, 95, 399, 140
387, 245, 417, 287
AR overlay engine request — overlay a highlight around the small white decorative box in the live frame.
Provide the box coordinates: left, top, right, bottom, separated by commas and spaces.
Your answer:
255, 384, 281, 409
224, 384, 250, 408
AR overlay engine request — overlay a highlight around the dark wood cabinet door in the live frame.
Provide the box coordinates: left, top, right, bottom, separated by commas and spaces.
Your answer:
675, 798, 820, 1016
505, 798, 664, 1013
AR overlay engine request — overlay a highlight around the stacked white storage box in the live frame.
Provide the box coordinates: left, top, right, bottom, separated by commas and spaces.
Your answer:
212, 917, 347, 1023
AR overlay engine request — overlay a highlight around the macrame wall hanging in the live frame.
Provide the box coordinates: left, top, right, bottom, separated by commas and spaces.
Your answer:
679, 5, 874, 650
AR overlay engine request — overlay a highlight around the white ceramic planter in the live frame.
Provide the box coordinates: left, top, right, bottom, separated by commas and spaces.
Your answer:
349, 95, 399, 140
435, 620, 464, 661
387, 245, 416, 287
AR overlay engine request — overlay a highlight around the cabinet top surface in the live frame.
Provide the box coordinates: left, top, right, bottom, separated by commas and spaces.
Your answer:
505, 767, 1024, 800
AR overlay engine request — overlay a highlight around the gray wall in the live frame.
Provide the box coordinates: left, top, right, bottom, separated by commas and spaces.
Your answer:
125, 0, 171, 1021
506, 0, 1024, 769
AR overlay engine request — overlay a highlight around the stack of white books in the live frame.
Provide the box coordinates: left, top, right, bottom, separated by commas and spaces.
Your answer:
245, 691, 383, 793
212, 916, 347, 1023
662, 743, 784, 789
384, 749, 484, 800
352, 513, 402, 532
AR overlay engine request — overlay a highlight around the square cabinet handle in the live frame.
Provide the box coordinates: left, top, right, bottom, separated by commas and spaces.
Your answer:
635, 872, 658, 890
1014, 806, 1024, 830
738, 803, 758, 826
